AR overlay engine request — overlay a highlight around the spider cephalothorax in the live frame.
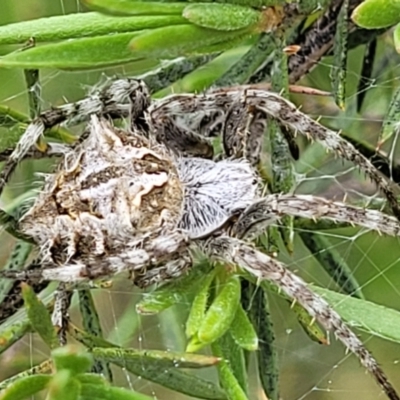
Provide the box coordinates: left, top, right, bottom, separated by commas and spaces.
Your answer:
1, 79, 400, 400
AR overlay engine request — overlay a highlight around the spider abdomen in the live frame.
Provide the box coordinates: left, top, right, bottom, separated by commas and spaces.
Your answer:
19, 117, 183, 272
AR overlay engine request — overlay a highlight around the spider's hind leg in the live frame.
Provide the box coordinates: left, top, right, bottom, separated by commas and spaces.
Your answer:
205, 235, 400, 400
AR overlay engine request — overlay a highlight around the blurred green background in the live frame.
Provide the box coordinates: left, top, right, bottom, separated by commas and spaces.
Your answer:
1, 1, 400, 399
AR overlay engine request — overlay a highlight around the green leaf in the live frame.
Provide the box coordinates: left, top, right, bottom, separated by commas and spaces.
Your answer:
394, 23, 400, 52
52, 346, 93, 375
0, 319, 32, 355
80, 384, 154, 400
188, 275, 241, 351
291, 301, 329, 345
314, 286, 400, 343
0, 12, 185, 44
0, 374, 51, 400
216, 332, 248, 394
129, 24, 252, 58
211, 341, 248, 400
109, 357, 227, 399
0, 360, 52, 392
183, 3, 261, 31
46, 371, 80, 400
229, 303, 258, 351
70, 326, 226, 400
21, 283, 58, 349
0, 32, 147, 70
330, 0, 348, 110
75, 373, 108, 387
92, 347, 220, 368
82, 0, 187, 16
136, 257, 212, 315
186, 270, 215, 339
351, 0, 400, 29
78, 290, 112, 380
243, 281, 278, 400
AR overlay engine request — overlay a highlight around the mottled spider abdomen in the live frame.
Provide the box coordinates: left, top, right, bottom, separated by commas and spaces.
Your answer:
19, 117, 183, 276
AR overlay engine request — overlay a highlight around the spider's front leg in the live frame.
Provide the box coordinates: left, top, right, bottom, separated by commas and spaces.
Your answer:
0, 78, 149, 199
0, 79, 150, 241
231, 194, 400, 240
205, 235, 400, 400
154, 88, 400, 219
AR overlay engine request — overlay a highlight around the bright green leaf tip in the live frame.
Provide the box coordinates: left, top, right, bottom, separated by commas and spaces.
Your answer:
52, 346, 93, 375
352, 0, 400, 29
183, 3, 261, 31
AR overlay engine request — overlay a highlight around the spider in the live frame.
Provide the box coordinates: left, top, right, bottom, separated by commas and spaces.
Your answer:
1, 78, 400, 400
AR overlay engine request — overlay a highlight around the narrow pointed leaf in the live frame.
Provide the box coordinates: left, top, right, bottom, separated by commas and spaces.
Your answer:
79, 290, 112, 380
0, 375, 51, 400
267, 36, 295, 254
110, 357, 227, 399
243, 281, 279, 400
0, 319, 32, 355
352, 0, 400, 29
76, 373, 108, 387
230, 303, 258, 351
136, 257, 212, 314
217, 332, 248, 394
80, 384, 155, 400
314, 286, 400, 343
70, 325, 226, 400
291, 301, 329, 345
183, 3, 261, 31
211, 341, 248, 400
357, 38, 377, 111
330, 0, 348, 110
195, 275, 241, 347
82, 0, 187, 15
0, 12, 185, 44
0, 360, 52, 392
129, 24, 252, 58
21, 283, 58, 349
186, 270, 215, 338
0, 32, 146, 70
91, 347, 220, 368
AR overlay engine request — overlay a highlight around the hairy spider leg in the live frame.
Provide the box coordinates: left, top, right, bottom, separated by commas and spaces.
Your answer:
205, 236, 400, 400
152, 87, 400, 219
231, 194, 400, 240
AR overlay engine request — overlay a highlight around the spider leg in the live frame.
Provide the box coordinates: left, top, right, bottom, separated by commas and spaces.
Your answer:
0, 231, 189, 283
231, 194, 400, 240
146, 114, 214, 158
0, 262, 48, 323
205, 236, 400, 400
245, 89, 400, 219
0, 79, 149, 199
51, 283, 72, 345
153, 88, 400, 219
0, 79, 149, 240
221, 102, 266, 165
